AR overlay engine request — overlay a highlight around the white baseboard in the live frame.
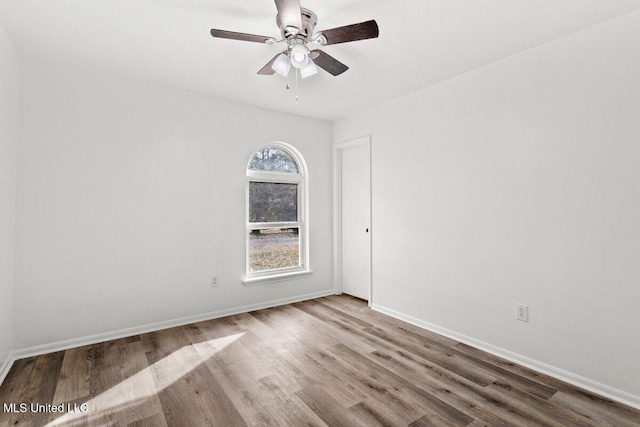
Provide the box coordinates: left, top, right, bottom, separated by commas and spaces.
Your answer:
371, 303, 640, 411
0, 351, 16, 386
9, 289, 334, 364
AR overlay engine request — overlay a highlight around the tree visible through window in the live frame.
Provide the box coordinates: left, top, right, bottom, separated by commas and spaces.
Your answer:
246, 144, 308, 280
248, 147, 299, 173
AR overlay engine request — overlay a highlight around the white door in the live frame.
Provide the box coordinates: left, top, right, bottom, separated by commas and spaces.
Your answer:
340, 141, 371, 301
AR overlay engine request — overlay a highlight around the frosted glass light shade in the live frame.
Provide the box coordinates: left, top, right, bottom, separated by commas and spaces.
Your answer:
300, 59, 318, 79
290, 45, 308, 69
272, 53, 291, 76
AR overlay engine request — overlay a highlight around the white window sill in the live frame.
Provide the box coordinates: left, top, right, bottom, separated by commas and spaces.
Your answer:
243, 269, 313, 286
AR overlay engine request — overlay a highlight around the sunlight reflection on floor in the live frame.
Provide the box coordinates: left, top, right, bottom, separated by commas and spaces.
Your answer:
46, 333, 244, 426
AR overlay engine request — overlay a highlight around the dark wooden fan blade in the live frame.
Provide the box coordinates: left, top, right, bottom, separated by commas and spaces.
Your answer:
257, 54, 280, 75
274, 0, 302, 33
210, 29, 272, 43
319, 20, 379, 45
311, 50, 349, 76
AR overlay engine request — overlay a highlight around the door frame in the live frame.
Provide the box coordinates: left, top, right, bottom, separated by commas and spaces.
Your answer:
333, 135, 372, 306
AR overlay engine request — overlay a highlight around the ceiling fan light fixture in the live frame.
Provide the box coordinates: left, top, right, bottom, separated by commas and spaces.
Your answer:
210, 6, 380, 83
290, 44, 308, 68
272, 53, 291, 76
300, 59, 318, 79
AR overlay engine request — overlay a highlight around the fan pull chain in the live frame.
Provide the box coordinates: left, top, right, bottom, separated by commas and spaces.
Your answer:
295, 68, 299, 101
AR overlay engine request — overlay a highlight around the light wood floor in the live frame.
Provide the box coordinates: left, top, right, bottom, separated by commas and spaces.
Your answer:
1, 295, 639, 426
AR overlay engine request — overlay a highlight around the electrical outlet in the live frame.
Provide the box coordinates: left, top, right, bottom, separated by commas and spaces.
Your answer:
516, 304, 529, 322
211, 276, 218, 288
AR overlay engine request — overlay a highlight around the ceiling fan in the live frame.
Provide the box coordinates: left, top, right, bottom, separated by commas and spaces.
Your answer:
210, 0, 379, 79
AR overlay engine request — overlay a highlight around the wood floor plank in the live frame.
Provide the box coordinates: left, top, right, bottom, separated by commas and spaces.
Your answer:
408, 413, 473, 427
82, 339, 131, 426
286, 303, 378, 354
303, 345, 423, 424
296, 385, 369, 427
128, 413, 168, 427
453, 352, 557, 400
372, 346, 565, 426
187, 322, 244, 371
349, 400, 410, 426
259, 377, 329, 427
203, 328, 273, 377
274, 339, 368, 408
118, 341, 165, 426
472, 386, 568, 427
295, 299, 373, 329
362, 325, 497, 386
1, 295, 639, 426
254, 304, 376, 354
318, 296, 459, 347
552, 386, 640, 425
52, 345, 92, 404
206, 362, 281, 426
364, 349, 525, 426
184, 364, 246, 427
153, 377, 209, 427
145, 345, 210, 427
329, 343, 475, 426
0, 358, 37, 425
453, 342, 570, 389
488, 381, 593, 426
292, 308, 463, 390
549, 391, 640, 427
214, 318, 315, 393
7, 351, 65, 426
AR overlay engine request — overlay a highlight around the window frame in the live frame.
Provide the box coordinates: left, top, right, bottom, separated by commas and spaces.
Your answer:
243, 142, 311, 286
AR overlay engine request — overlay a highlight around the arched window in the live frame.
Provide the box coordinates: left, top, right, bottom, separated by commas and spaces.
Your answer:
244, 142, 310, 285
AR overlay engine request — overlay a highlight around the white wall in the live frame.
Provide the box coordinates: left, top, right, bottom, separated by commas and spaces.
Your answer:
0, 23, 19, 374
15, 61, 333, 350
334, 10, 640, 401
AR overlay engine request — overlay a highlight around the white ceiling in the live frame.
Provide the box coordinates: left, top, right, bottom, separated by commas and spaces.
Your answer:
2, 0, 640, 121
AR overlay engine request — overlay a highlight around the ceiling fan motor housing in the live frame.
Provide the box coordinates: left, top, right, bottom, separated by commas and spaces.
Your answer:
277, 8, 318, 40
